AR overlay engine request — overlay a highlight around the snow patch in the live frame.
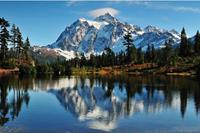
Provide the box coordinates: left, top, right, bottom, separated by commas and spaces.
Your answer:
87, 20, 108, 29
53, 48, 76, 60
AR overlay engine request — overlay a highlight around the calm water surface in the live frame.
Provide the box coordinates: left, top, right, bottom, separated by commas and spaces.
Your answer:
0, 75, 200, 133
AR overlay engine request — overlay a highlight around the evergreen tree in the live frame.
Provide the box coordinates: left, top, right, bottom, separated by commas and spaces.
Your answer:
117, 51, 126, 65
130, 45, 137, 63
162, 40, 173, 65
95, 55, 102, 68
145, 44, 151, 62
89, 54, 95, 67
151, 44, 156, 62
10, 24, 17, 53
16, 27, 23, 63
123, 31, 134, 64
74, 53, 80, 68
80, 53, 86, 68
179, 27, 189, 57
194, 30, 200, 54
100, 52, 105, 66
137, 47, 144, 64
0, 18, 10, 60
103, 47, 115, 66
24, 37, 30, 61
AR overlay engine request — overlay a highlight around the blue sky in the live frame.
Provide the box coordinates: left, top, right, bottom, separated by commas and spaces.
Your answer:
0, 1, 200, 46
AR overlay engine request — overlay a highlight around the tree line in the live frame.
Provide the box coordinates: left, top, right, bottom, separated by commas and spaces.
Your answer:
1, 17, 200, 75
0, 18, 73, 76
0, 17, 31, 68
65, 27, 200, 69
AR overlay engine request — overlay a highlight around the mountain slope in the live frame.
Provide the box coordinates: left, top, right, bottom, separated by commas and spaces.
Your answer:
31, 46, 75, 64
48, 13, 180, 56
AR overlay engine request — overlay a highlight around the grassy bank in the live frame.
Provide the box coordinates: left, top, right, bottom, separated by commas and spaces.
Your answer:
0, 63, 197, 77
0, 68, 19, 75
72, 63, 197, 76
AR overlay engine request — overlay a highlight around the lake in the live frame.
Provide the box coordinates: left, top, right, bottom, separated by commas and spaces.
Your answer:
0, 74, 200, 133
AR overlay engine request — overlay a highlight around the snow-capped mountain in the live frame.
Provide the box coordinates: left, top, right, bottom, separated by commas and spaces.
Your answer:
48, 13, 180, 56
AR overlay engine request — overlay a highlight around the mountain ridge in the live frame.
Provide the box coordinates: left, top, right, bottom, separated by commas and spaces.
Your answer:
49, 13, 180, 51
42, 13, 182, 60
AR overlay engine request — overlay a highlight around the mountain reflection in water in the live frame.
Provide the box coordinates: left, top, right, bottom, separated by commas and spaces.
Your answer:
0, 75, 200, 132
49, 75, 200, 131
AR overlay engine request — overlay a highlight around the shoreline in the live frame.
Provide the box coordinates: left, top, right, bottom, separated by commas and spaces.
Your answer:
0, 68, 19, 75
72, 65, 197, 77
0, 65, 197, 77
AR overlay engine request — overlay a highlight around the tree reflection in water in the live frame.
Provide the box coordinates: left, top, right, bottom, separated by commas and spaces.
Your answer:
0, 75, 31, 126
49, 75, 200, 131
0, 74, 200, 131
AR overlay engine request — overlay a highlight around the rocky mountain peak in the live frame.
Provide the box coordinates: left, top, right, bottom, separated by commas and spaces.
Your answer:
144, 25, 166, 33
46, 14, 181, 60
170, 29, 179, 35
94, 13, 118, 24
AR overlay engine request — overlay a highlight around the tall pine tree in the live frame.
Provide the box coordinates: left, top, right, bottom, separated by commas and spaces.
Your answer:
162, 40, 172, 65
145, 44, 151, 62
123, 31, 135, 64
16, 27, 23, 63
130, 44, 137, 63
179, 27, 189, 57
0, 17, 10, 60
24, 37, 30, 61
151, 44, 156, 62
10, 24, 18, 55
194, 30, 200, 55
137, 47, 144, 64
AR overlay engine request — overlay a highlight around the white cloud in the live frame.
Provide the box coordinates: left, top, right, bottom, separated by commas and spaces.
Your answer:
174, 6, 200, 13
133, 2, 200, 14
65, 1, 77, 7
88, 7, 119, 18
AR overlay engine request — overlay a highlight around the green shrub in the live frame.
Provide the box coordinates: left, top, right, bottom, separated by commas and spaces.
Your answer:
51, 63, 71, 76
19, 64, 36, 75
193, 56, 200, 65
36, 64, 51, 74
52, 64, 63, 76
1, 60, 16, 69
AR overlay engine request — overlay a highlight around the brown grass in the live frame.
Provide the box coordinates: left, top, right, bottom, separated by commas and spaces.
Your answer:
0, 68, 19, 75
